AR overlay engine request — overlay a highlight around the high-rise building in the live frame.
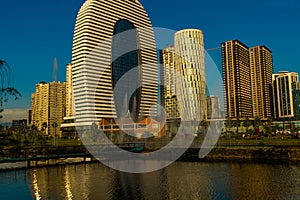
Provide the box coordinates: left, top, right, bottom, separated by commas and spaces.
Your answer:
160, 46, 180, 120
273, 71, 299, 119
72, 0, 158, 126
250, 46, 273, 120
222, 40, 252, 119
174, 29, 206, 121
207, 96, 221, 119
65, 63, 74, 117
31, 81, 66, 136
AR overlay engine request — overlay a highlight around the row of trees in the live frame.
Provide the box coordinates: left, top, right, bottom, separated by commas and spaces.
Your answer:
199, 116, 300, 138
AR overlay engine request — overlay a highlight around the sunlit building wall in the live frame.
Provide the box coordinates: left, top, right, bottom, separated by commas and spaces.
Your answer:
65, 63, 74, 117
174, 29, 206, 121
273, 71, 299, 119
222, 40, 252, 119
72, 0, 158, 126
250, 46, 273, 120
31, 82, 49, 132
160, 46, 180, 120
31, 81, 66, 136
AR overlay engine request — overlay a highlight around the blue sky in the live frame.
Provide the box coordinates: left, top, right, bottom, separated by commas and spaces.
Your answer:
0, 0, 299, 122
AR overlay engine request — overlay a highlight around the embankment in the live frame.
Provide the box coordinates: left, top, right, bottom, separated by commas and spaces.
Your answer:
178, 146, 300, 163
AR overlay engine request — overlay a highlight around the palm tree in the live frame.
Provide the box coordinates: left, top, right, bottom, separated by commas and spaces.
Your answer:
200, 120, 209, 134
225, 118, 233, 134
243, 117, 252, 134
232, 117, 241, 135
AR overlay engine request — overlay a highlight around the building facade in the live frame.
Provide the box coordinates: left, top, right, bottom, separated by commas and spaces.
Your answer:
174, 29, 206, 121
273, 72, 299, 119
207, 96, 221, 119
31, 81, 66, 136
222, 40, 252, 119
72, 0, 158, 126
160, 46, 180, 120
250, 46, 273, 120
65, 63, 74, 117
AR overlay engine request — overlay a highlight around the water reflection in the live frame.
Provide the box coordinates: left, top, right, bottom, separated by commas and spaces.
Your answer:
1, 162, 299, 199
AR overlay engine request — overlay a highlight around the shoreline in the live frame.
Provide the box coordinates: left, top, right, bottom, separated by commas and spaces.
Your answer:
178, 146, 300, 164
1, 145, 300, 171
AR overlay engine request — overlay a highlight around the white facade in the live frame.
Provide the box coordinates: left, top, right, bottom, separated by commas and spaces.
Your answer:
72, 0, 158, 125
174, 29, 206, 121
273, 71, 299, 119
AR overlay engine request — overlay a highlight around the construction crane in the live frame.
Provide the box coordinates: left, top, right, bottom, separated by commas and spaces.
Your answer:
206, 46, 221, 52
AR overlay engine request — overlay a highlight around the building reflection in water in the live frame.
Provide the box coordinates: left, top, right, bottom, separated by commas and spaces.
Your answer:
28, 162, 300, 199
64, 167, 73, 200
32, 169, 41, 200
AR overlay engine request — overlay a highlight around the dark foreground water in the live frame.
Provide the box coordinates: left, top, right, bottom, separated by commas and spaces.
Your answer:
0, 162, 299, 200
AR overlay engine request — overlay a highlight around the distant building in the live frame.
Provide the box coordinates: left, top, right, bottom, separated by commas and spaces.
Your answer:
31, 81, 66, 136
222, 40, 252, 119
273, 71, 299, 120
12, 119, 27, 129
174, 29, 207, 121
207, 96, 221, 119
26, 109, 32, 126
65, 63, 74, 117
250, 46, 273, 120
293, 82, 300, 120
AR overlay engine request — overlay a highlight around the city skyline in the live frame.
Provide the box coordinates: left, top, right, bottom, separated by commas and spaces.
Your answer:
1, 0, 300, 122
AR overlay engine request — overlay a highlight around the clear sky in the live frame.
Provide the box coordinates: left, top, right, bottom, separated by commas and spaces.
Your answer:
0, 0, 299, 122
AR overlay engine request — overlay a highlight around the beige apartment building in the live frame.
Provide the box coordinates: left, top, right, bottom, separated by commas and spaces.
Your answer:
31, 81, 66, 136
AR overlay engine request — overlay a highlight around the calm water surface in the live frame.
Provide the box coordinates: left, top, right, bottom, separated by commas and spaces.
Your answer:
0, 162, 299, 200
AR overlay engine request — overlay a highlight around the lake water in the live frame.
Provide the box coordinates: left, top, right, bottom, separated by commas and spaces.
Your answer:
0, 162, 299, 200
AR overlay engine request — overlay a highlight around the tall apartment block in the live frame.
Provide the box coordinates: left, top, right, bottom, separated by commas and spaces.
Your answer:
273, 71, 299, 119
222, 40, 252, 119
72, 0, 158, 126
160, 46, 180, 120
174, 29, 207, 122
31, 81, 66, 136
250, 46, 273, 120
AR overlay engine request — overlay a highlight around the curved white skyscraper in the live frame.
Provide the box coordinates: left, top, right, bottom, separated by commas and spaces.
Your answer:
72, 0, 158, 125
174, 29, 206, 121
